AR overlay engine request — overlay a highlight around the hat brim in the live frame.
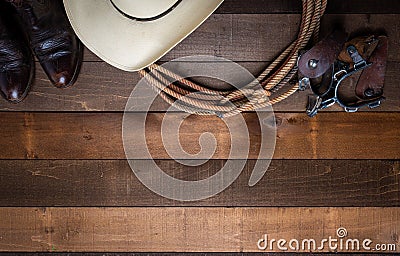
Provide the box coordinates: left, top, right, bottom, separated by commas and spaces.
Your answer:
63, 0, 224, 72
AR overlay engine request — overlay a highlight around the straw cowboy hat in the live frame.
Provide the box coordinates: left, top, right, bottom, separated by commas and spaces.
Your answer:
63, 0, 224, 71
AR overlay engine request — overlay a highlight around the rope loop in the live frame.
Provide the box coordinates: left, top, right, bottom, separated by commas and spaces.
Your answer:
139, 0, 328, 117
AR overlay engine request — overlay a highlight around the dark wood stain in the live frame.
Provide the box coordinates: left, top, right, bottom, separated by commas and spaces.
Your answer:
0, 160, 397, 207
0, 0, 398, 252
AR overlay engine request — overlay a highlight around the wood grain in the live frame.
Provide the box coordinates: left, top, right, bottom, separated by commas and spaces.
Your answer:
216, 0, 400, 14
1, 61, 399, 112
0, 254, 381, 256
0, 207, 398, 252
0, 160, 397, 207
77, 14, 400, 62
0, 2, 398, 254
1, 14, 398, 112
0, 112, 398, 160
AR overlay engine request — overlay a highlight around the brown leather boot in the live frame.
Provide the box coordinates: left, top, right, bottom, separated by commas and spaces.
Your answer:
9, 0, 82, 88
0, 1, 33, 103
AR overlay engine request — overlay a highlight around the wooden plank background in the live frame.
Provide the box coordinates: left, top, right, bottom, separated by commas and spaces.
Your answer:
0, 208, 398, 252
0, 0, 399, 253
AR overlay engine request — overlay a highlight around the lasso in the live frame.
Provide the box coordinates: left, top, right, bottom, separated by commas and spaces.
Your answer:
139, 0, 327, 117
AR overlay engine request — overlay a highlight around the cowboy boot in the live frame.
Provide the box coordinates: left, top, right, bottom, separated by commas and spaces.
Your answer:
9, 0, 82, 88
0, 1, 33, 103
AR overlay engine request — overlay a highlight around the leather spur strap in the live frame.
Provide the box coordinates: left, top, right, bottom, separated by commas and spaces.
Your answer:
297, 31, 389, 116
298, 30, 348, 79
355, 36, 388, 100
335, 35, 388, 111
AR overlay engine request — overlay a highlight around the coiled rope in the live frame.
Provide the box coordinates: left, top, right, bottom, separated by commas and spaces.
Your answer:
139, 0, 327, 118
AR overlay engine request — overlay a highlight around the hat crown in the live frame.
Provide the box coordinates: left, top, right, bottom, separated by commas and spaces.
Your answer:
111, 0, 180, 19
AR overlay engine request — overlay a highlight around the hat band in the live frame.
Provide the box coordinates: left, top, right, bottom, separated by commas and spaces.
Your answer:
109, 0, 182, 22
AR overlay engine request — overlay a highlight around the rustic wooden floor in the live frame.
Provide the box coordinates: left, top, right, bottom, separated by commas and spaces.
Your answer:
0, 0, 399, 253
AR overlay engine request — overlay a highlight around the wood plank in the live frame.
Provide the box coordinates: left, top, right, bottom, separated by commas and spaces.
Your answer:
2, 14, 397, 111
0, 207, 398, 252
0, 160, 398, 207
0, 112, 398, 160
80, 14, 400, 62
0, 254, 380, 256
0, 61, 399, 112
216, 0, 400, 14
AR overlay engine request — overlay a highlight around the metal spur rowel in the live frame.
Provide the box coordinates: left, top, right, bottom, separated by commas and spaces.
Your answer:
297, 30, 389, 117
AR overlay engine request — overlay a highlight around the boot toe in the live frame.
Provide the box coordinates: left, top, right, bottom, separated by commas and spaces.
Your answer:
42, 52, 80, 88
0, 70, 31, 103
7, 88, 26, 102
49, 70, 73, 88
